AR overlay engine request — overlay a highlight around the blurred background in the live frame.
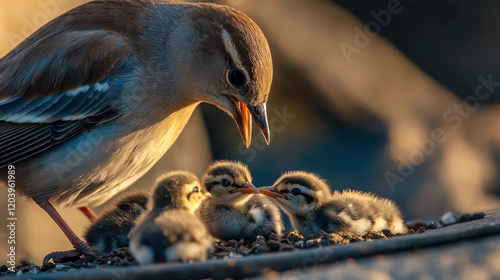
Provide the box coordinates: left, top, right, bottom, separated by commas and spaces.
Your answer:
1, 0, 500, 263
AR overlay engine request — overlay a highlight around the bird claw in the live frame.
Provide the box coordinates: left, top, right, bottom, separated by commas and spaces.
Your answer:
43, 249, 82, 264
43, 244, 106, 264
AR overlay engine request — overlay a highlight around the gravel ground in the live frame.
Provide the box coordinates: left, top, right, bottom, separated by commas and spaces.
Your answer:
0, 212, 484, 277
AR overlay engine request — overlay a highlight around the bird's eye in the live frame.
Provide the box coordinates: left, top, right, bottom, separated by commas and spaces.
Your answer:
221, 178, 232, 187
228, 68, 246, 88
193, 186, 199, 193
291, 188, 302, 196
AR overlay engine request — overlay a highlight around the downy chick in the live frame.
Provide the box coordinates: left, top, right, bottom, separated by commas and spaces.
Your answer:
129, 171, 212, 264
260, 171, 405, 236
84, 191, 149, 253
199, 160, 283, 241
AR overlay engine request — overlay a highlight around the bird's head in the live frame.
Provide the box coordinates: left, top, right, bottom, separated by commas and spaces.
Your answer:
182, 4, 272, 148
259, 171, 332, 215
151, 171, 210, 214
201, 160, 259, 206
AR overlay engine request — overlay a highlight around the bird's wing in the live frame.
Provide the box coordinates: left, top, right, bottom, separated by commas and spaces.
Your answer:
0, 30, 133, 168
0, 29, 132, 99
317, 201, 346, 231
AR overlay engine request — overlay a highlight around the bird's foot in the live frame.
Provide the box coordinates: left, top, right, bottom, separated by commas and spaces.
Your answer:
43, 243, 106, 263
38, 202, 106, 263
43, 249, 82, 263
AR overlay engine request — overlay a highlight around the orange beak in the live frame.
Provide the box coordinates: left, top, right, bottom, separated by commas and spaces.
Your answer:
230, 96, 252, 148
230, 97, 270, 148
258, 186, 287, 200
229, 182, 260, 195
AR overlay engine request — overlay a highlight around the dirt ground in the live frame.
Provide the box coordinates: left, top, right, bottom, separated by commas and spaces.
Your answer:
0, 212, 484, 277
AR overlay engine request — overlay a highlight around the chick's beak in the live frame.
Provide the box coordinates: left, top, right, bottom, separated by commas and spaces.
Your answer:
229, 97, 270, 148
203, 193, 213, 200
229, 182, 260, 195
258, 186, 287, 200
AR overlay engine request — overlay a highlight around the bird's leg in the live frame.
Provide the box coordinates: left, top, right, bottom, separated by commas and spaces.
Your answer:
78, 206, 98, 222
37, 202, 105, 263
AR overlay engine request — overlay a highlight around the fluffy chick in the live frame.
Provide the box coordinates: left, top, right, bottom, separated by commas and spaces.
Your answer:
84, 191, 149, 253
199, 160, 283, 241
260, 171, 404, 236
129, 171, 211, 264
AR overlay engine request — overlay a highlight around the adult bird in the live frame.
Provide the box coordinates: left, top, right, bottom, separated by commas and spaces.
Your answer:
0, 0, 272, 261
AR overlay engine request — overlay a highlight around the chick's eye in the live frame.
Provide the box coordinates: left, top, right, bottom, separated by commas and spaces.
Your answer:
193, 186, 199, 193
228, 68, 246, 88
291, 188, 301, 196
221, 178, 231, 187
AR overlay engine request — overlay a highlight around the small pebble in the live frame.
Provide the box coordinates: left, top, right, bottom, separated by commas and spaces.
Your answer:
426, 221, 438, 229
439, 211, 461, 226
227, 240, 238, 248
267, 240, 281, 251
8, 212, 485, 274
295, 240, 305, 249
54, 264, 68, 271
458, 212, 485, 223
40, 262, 56, 272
